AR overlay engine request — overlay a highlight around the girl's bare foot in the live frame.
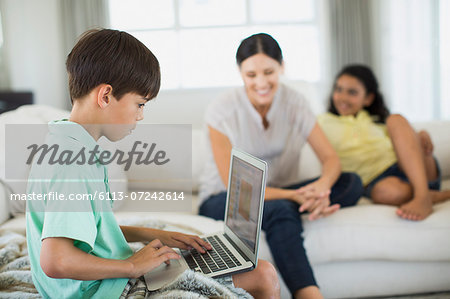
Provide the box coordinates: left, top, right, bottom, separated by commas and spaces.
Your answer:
396, 196, 433, 221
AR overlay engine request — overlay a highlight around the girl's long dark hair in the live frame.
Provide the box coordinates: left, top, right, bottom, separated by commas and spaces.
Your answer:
327, 64, 390, 123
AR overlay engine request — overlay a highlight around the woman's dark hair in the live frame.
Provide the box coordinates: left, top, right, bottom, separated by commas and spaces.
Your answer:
236, 33, 283, 66
66, 28, 160, 103
327, 64, 390, 123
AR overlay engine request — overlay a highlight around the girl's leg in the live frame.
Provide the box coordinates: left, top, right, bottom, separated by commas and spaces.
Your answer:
417, 132, 450, 203
417, 130, 439, 181
386, 114, 432, 220
370, 177, 450, 205
423, 152, 438, 182
370, 176, 413, 206
431, 190, 450, 204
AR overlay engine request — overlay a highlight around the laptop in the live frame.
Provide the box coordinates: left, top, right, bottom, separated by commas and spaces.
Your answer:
144, 148, 267, 290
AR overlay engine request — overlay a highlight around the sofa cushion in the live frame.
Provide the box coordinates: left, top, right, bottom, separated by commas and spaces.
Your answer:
303, 197, 450, 264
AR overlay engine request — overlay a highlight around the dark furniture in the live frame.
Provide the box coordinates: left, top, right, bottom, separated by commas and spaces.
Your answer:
0, 91, 34, 114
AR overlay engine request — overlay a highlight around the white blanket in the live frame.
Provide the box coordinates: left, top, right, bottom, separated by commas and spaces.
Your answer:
0, 219, 252, 299
0, 231, 40, 298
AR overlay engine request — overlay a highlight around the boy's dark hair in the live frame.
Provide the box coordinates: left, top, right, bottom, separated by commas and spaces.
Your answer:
66, 28, 160, 103
236, 33, 283, 66
327, 64, 390, 123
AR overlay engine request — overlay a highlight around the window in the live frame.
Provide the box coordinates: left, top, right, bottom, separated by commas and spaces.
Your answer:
376, 0, 449, 120
109, 0, 321, 90
0, 10, 3, 48
0, 9, 8, 89
440, 0, 450, 119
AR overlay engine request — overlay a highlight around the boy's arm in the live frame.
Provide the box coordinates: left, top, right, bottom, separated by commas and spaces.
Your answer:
40, 237, 180, 280
120, 226, 211, 253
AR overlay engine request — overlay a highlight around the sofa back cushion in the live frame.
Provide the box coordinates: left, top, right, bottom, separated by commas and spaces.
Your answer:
190, 121, 450, 192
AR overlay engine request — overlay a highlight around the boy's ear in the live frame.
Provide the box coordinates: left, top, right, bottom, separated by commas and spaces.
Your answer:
97, 84, 113, 109
364, 93, 375, 107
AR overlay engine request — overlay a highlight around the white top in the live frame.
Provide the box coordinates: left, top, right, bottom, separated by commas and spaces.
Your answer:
199, 84, 316, 203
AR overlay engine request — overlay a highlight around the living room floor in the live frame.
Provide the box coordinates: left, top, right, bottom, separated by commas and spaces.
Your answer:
368, 291, 450, 299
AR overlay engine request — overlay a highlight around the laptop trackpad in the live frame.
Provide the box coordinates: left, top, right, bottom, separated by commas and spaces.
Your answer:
144, 259, 186, 291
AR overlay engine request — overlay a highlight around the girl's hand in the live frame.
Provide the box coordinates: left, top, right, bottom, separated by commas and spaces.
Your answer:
152, 231, 212, 253
126, 239, 181, 278
418, 130, 433, 156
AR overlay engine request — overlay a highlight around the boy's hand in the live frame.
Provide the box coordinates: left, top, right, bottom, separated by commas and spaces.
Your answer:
126, 239, 180, 278
153, 231, 212, 253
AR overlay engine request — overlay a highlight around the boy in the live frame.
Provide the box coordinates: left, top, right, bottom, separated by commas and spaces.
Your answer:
25, 29, 279, 299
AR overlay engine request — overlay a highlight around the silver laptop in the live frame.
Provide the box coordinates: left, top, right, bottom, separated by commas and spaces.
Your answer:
145, 148, 267, 290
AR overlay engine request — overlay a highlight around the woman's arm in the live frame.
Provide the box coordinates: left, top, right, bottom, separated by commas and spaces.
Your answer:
40, 237, 180, 280
209, 123, 340, 219
307, 122, 341, 190
294, 123, 341, 219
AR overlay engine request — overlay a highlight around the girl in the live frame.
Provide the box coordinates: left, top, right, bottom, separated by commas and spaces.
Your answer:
198, 33, 363, 299
318, 64, 450, 221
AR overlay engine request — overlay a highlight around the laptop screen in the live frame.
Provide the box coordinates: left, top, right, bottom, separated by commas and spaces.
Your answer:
225, 155, 264, 253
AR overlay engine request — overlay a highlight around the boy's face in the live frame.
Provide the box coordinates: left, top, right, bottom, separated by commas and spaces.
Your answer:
103, 92, 148, 141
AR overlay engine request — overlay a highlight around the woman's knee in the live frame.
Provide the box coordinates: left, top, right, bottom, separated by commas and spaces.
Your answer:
198, 193, 227, 220
332, 172, 364, 207
264, 200, 299, 222
345, 172, 364, 198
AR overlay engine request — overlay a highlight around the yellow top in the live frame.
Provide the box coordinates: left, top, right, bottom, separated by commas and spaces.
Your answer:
318, 110, 397, 186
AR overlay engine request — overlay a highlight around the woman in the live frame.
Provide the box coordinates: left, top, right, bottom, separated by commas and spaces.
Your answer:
198, 33, 363, 298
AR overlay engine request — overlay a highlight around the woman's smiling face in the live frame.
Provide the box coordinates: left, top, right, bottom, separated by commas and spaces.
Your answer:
239, 53, 283, 110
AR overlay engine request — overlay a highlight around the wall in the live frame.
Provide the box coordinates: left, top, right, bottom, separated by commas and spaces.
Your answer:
1, 0, 67, 109
0, 0, 325, 120
144, 80, 323, 130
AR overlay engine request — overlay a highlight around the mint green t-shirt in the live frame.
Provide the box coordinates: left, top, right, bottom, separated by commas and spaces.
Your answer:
26, 120, 133, 299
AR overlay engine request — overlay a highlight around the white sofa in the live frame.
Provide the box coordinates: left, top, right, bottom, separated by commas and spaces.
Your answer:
1, 99, 450, 298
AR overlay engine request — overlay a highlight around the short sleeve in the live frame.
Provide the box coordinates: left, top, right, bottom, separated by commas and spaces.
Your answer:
40, 166, 98, 252
42, 210, 97, 252
204, 90, 239, 138
290, 90, 316, 140
205, 98, 227, 136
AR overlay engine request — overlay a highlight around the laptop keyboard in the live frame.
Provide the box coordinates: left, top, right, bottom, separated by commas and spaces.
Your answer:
181, 235, 242, 274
